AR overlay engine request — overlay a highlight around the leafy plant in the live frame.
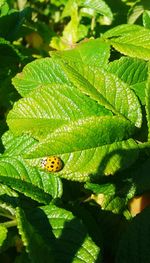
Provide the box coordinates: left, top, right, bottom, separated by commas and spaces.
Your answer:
1, 1, 150, 263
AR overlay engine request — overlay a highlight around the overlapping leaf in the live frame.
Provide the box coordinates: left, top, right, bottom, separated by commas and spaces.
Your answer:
0, 132, 63, 200
26, 138, 139, 182
103, 24, 150, 60
16, 204, 101, 263
51, 38, 110, 67
0, 225, 7, 247
12, 58, 71, 97
8, 46, 142, 182
79, 0, 113, 22
107, 57, 148, 105
57, 62, 142, 127
146, 62, 150, 140
7, 84, 111, 138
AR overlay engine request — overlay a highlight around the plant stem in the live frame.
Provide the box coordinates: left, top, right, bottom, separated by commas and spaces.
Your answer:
0, 220, 17, 228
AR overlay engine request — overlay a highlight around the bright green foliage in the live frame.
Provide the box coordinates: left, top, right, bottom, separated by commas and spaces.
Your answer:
1, 1, 150, 263
103, 24, 150, 60
0, 225, 7, 246
107, 57, 148, 105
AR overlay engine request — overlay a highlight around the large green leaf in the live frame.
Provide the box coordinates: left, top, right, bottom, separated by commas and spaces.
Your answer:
42, 204, 101, 262
51, 38, 110, 67
0, 132, 63, 200
57, 62, 142, 127
107, 57, 148, 105
103, 24, 150, 60
26, 116, 134, 157
7, 84, 111, 138
16, 204, 101, 263
79, 0, 113, 22
12, 58, 71, 97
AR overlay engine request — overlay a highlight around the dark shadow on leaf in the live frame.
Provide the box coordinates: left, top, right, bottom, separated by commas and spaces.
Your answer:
53, 217, 87, 263
0, 176, 52, 204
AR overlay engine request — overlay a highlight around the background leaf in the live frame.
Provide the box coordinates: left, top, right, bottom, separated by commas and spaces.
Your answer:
0, 225, 7, 247
116, 206, 150, 263
103, 24, 150, 60
145, 62, 150, 140
12, 58, 71, 97
7, 83, 111, 138
107, 57, 148, 105
51, 38, 110, 67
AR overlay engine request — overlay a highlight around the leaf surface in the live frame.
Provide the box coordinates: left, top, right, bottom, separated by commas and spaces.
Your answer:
107, 57, 148, 105
16, 204, 101, 263
103, 24, 150, 60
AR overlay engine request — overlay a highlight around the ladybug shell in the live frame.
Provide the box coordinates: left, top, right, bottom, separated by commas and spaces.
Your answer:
41, 156, 63, 172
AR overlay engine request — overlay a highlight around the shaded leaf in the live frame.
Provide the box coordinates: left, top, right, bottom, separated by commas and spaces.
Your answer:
143, 10, 150, 29
51, 38, 110, 67
12, 58, 71, 97
0, 225, 7, 247
107, 57, 148, 105
116, 206, 150, 263
146, 62, 150, 140
79, 0, 113, 22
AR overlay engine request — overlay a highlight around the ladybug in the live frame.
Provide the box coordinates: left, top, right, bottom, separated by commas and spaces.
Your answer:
41, 156, 63, 172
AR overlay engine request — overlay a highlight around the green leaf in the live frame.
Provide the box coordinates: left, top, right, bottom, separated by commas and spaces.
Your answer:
132, 157, 150, 194
0, 0, 9, 17
103, 24, 150, 60
79, 0, 113, 22
0, 225, 7, 247
58, 62, 142, 127
116, 206, 150, 263
107, 57, 148, 105
16, 204, 101, 263
12, 58, 71, 97
146, 62, 150, 140
85, 183, 125, 214
86, 182, 116, 195
26, 137, 139, 182
26, 116, 135, 157
51, 38, 110, 67
127, 4, 144, 24
16, 207, 55, 263
0, 155, 62, 202
41, 204, 101, 262
143, 10, 150, 29
2, 131, 37, 156
1, 131, 63, 199
7, 83, 111, 138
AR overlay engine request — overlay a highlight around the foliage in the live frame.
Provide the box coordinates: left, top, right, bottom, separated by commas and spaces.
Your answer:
0, 0, 150, 263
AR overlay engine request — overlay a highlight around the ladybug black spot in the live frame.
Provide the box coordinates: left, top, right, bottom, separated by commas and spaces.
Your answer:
50, 165, 54, 168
